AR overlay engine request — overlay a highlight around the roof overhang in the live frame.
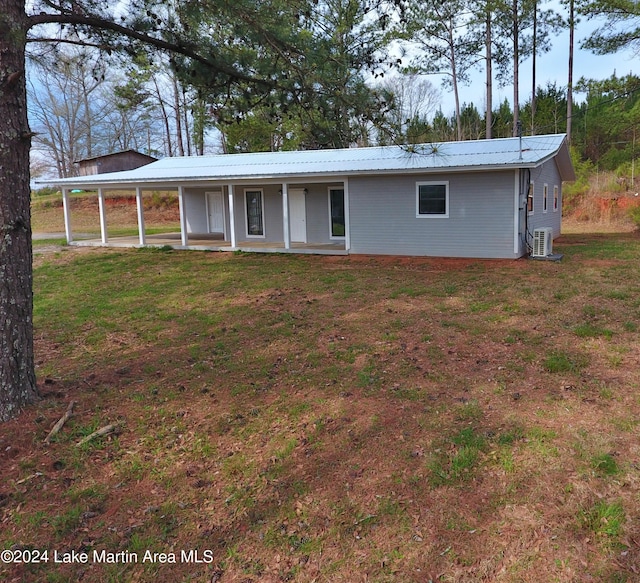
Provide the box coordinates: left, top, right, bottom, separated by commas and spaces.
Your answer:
48, 165, 564, 191
550, 137, 576, 182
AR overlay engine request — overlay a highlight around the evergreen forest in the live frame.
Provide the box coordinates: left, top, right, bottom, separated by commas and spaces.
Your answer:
24, 0, 640, 181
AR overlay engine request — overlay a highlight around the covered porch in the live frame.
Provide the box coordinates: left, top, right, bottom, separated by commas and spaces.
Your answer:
61, 178, 351, 256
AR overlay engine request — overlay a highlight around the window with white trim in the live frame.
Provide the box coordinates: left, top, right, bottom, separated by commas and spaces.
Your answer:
527, 181, 534, 214
553, 185, 559, 211
416, 181, 449, 218
245, 189, 264, 237
543, 183, 548, 213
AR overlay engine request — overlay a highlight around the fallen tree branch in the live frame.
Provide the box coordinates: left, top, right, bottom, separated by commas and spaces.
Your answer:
16, 472, 44, 485
44, 401, 76, 444
75, 422, 123, 447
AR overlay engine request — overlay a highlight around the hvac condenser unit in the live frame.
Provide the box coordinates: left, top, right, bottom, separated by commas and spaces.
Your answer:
532, 227, 553, 257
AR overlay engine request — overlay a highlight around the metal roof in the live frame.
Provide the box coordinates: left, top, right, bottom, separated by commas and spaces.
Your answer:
50, 134, 575, 188
74, 149, 158, 164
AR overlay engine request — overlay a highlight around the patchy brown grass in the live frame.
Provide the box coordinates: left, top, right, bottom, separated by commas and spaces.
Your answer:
6, 203, 640, 583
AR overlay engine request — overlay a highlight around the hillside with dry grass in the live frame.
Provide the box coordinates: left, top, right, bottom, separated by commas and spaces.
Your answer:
562, 169, 640, 233
31, 191, 180, 237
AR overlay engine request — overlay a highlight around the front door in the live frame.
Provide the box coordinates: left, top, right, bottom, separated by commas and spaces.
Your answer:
207, 191, 224, 233
289, 189, 307, 243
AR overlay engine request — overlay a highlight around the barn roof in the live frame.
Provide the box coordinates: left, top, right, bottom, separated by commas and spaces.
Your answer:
74, 149, 158, 164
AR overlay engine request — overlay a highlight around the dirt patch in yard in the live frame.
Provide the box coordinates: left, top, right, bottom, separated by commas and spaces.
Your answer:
318, 253, 527, 272
3, 234, 640, 582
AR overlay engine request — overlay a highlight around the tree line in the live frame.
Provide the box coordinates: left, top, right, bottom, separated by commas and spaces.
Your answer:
408, 73, 640, 175
2, 0, 639, 421
29, 61, 640, 180
27, 0, 640, 181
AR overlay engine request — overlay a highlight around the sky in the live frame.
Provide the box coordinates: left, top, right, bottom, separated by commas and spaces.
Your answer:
441, 1, 638, 115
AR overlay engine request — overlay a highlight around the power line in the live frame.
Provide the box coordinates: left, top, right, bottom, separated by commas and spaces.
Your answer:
532, 81, 640, 135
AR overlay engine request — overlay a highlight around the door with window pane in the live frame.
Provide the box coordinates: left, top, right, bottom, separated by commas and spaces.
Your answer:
245, 190, 264, 236
329, 188, 345, 238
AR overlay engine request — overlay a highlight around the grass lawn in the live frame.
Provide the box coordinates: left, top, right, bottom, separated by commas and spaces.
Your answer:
2, 230, 640, 582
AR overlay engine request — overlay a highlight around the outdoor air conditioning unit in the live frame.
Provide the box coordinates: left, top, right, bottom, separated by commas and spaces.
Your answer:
532, 227, 553, 257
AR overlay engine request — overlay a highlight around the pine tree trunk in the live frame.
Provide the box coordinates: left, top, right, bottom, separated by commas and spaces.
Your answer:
173, 75, 185, 157
0, 0, 38, 421
566, 0, 574, 143
485, 7, 493, 139
531, 2, 537, 135
448, 17, 462, 141
182, 88, 192, 156
512, 0, 520, 137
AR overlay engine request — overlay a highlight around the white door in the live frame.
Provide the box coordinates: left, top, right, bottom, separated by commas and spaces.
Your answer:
290, 189, 307, 243
207, 191, 224, 233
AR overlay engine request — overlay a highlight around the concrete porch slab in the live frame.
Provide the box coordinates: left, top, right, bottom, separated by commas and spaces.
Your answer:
69, 233, 348, 255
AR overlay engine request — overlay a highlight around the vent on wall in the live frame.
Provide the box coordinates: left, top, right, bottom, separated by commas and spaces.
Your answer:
532, 227, 553, 257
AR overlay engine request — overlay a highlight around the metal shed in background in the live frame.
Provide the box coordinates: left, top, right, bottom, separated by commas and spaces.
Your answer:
75, 150, 157, 176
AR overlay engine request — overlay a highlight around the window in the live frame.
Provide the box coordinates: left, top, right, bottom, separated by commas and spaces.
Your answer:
245, 189, 264, 237
527, 182, 534, 214
329, 188, 345, 238
553, 185, 559, 211
543, 183, 548, 213
416, 182, 449, 218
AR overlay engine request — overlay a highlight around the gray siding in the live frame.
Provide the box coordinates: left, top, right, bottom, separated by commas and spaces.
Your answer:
527, 159, 563, 238
180, 171, 560, 257
184, 188, 229, 236
179, 183, 343, 245
228, 183, 343, 245
306, 183, 343, 244
348, 171, 518, 258
233, 185, 283, 243
184, 189, 208, 234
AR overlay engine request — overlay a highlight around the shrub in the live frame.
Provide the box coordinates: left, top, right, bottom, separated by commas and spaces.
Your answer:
32, 186, 60, 198
562, 147, 594, 210
629, 205, 640, 230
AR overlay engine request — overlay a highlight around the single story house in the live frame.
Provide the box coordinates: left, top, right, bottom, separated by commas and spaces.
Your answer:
51, 134, 575, 259
75, 150, 158, 176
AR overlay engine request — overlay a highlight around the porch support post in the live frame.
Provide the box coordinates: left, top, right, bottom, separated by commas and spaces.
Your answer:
228, 184, 237, 248
62, 188, 73, 243
282, 182, 290, 250
178, 186, 188, 246
135, 187, 146, 246
97, 188, 108, 244
344, 178, 351, 252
